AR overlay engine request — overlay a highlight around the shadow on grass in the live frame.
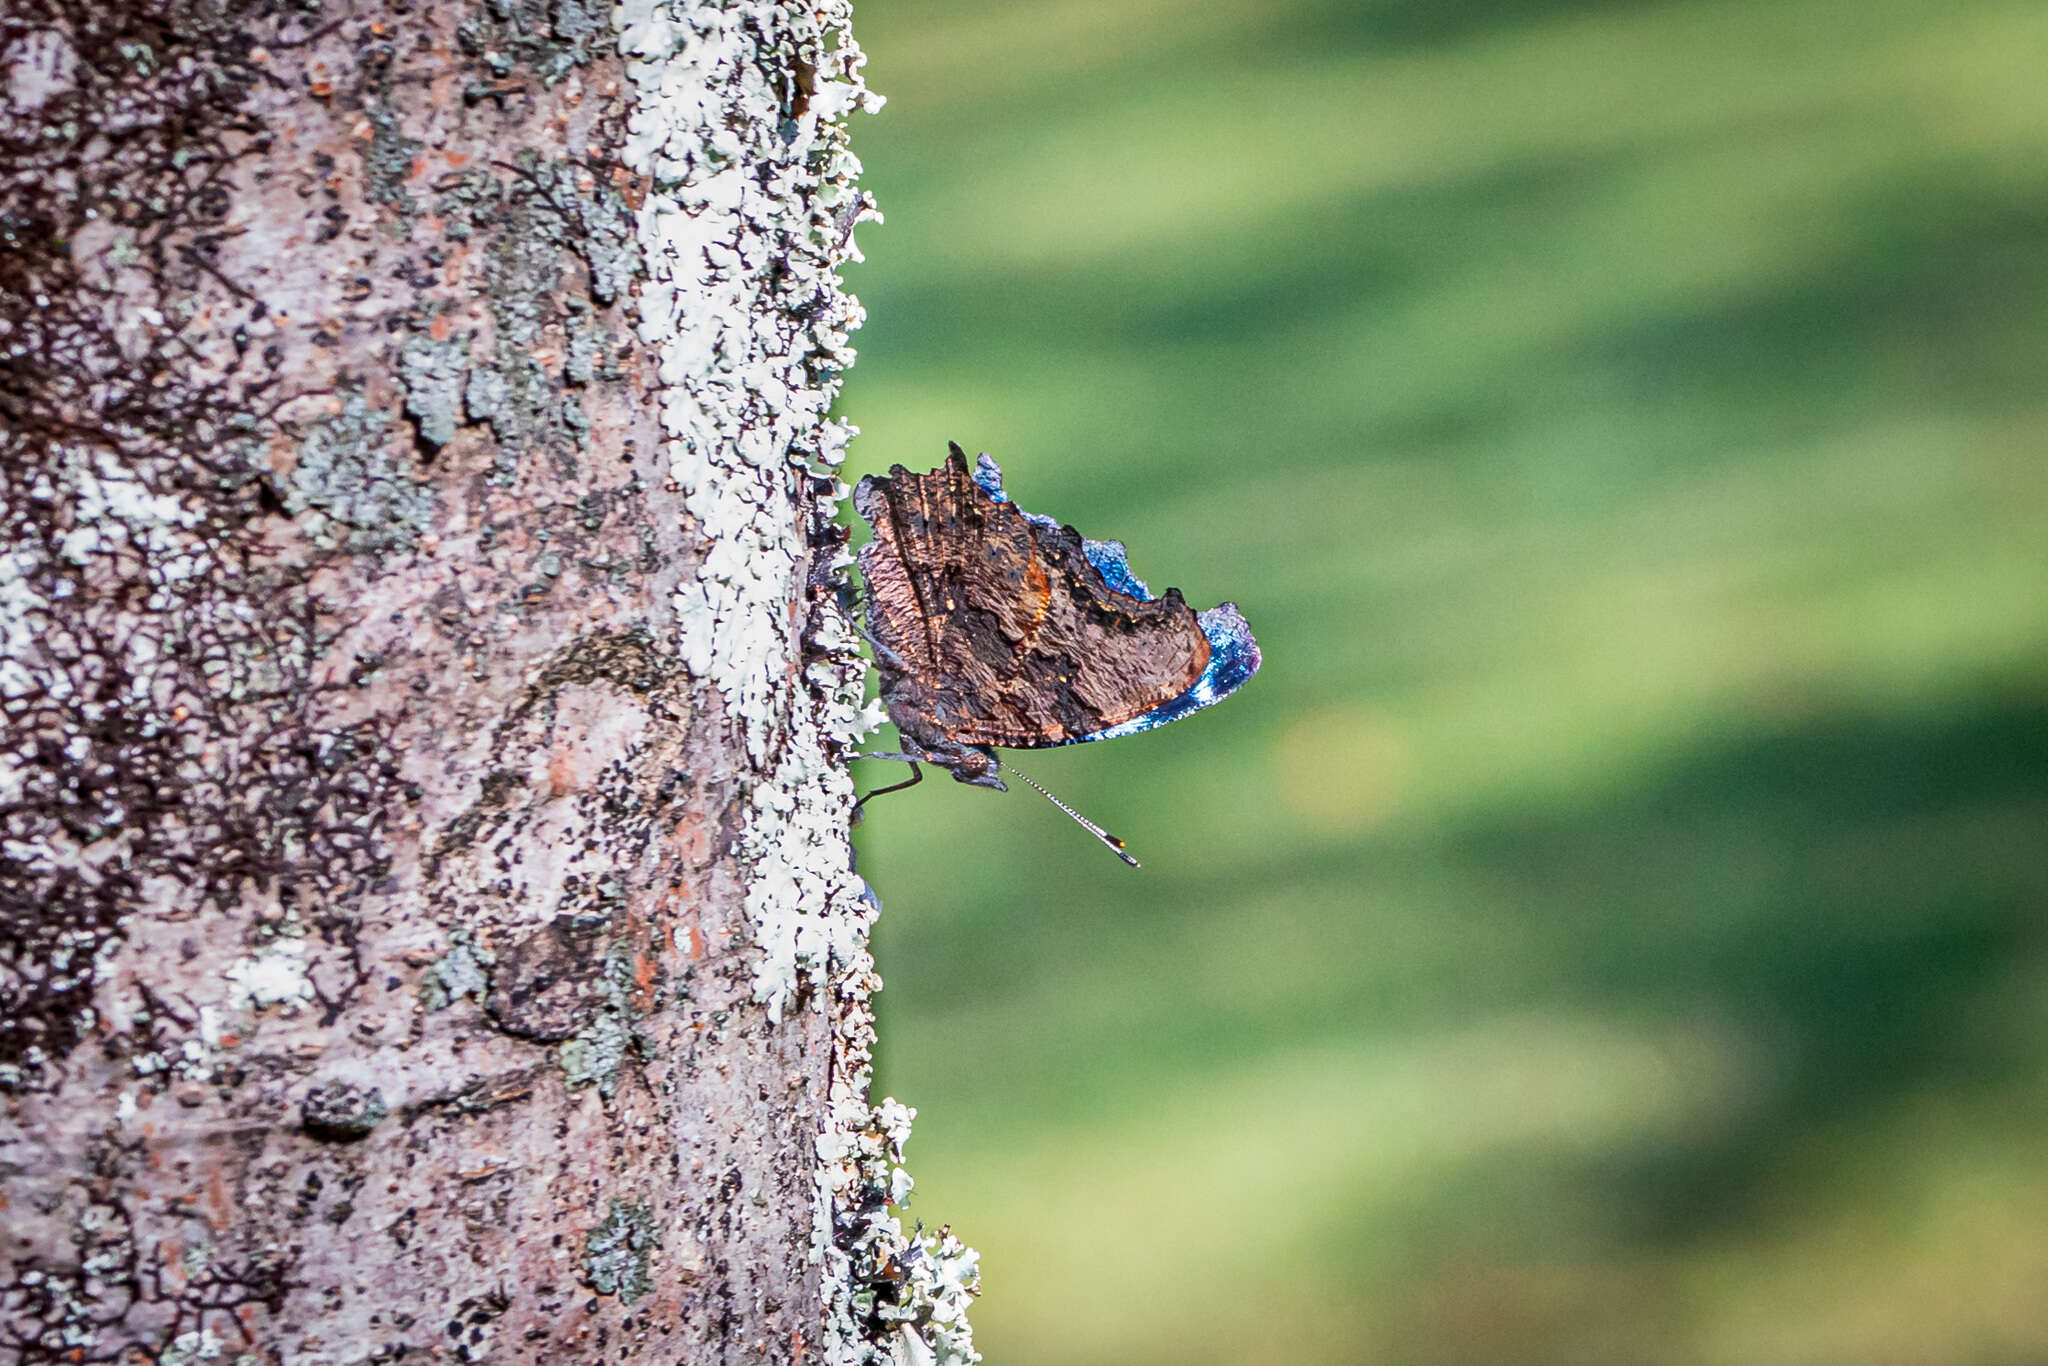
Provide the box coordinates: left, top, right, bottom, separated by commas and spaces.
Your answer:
1572, 172, 2048, 432
865, 688, 2047, 1364
863, 146, 1618, 369
882, 685, 2048, 1143
1195, 687, 2048, 1360
1278, 0, 1652, 55
860, 141, 2048, 476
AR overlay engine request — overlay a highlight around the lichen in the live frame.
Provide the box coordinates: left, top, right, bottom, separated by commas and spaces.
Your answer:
288, 390, 436, 553
615, 0, 879, 764
360, 103, 423, 214
0, 0, 400, 1094
3, 1132, 288, 1360
399, 332, 468, 448
563, 305, 614, 385
613, 1, 975, 1359
554, 939, 650, 1097
225, 934, 314, 1013
157, 1328, 225, 1365
581, 1196, 659, 1304
820, 1097, 981, 1365
420, 930, 494, 1011
459, 0, 612, 88
433, 157, 635, 478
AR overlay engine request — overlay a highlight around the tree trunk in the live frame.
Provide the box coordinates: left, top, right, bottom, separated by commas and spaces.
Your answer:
0, 1, 975, 1362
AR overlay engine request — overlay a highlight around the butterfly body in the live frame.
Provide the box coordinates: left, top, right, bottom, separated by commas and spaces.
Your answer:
853, 444, 1260, 792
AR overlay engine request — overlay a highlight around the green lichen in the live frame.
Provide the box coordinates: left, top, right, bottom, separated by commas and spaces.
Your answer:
419, 931, 494, 1011
580, 1196, 658, 1304
561, 392, 590, 441
458, 0, 610, 87
556, 941, 649, 1097
399, 333, 467, 447
461, 193, 560, 479
361, 104, 423, 214
420, 156, 631, 481
563, 303, 614, 384
287, 391, 433, 554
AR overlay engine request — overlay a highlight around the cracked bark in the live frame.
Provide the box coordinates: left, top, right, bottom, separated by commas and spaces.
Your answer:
0, 2, 944, 1362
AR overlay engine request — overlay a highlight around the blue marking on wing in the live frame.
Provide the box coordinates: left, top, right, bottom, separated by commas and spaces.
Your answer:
1080, 537, 1150, 600
970, 453, 1008, 502
971, 452, 1261, 745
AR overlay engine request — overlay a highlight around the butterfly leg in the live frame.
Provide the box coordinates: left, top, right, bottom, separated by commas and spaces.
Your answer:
855, 624, 916, 676
850, 752, 924, 818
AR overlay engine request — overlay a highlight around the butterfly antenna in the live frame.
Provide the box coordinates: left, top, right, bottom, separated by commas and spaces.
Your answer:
998, 760, 1140, 869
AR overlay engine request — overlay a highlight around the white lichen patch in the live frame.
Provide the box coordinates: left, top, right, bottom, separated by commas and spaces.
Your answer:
614, 0, 877, 765
60, 450, 205, 568
819, 1093, 982, 1366
2, 439, 221, 1090
158, 1328, 225, 1366
0, 545, 43, 708
613, 1, 976, 1359
734, 726, 871, 1022
225, 936, 314, 1013
1, 446, 204, 719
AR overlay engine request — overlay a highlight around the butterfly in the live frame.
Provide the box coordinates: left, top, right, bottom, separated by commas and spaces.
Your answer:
851, 443, 1261, 865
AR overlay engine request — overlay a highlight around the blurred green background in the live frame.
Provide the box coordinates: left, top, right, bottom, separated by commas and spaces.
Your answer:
834, 1, 2048, 1362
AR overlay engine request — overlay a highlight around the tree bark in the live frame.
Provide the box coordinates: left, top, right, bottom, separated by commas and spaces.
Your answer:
0, 1, 975, 1362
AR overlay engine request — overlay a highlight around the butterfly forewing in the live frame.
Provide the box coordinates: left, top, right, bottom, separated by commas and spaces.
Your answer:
855, 448, 1211, 749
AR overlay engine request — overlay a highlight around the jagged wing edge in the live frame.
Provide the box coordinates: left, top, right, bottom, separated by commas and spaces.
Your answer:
968, 451, 1261, 745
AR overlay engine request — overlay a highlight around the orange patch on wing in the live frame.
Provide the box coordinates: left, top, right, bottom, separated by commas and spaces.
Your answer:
1024, 555, 1052, 634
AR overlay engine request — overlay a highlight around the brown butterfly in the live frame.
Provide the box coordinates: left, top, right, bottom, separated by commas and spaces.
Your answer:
852, 444, 1260, 865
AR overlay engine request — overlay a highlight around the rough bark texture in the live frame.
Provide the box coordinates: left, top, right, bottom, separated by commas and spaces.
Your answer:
0, 1, 976, 1362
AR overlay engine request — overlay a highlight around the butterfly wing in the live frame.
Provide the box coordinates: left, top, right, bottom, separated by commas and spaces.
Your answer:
855, 445, 1212, 749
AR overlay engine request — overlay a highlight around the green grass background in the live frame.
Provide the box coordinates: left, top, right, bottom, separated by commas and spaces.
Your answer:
834, 1, 2048, 1361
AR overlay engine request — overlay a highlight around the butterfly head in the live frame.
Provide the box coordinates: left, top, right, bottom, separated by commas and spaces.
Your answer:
944, 743, 1006, 791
